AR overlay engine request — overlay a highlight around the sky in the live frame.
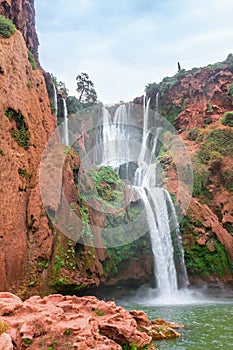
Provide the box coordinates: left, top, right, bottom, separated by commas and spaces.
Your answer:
35, 0, 233, 104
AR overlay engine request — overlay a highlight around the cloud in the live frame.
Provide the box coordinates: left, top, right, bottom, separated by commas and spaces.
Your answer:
35, 0, 233, 103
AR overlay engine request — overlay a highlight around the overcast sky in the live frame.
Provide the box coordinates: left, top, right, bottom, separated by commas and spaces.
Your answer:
35, 0, 233, 104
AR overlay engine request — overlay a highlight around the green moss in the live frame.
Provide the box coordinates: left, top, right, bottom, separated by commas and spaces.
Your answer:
184, 240, 231, 277
94, 309, 104, 316
221, 111, 233, 127
28, 50, 37, 70
0, 15, 16, 38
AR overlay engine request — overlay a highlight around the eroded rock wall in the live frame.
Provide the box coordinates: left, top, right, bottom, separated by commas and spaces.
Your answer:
0, 30, 55, 292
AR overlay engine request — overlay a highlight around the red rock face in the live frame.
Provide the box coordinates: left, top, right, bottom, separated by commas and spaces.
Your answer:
0, 0, 39, 59
0, 31, 55, 292
159, 63, 233, 130
0, 292, 182, 349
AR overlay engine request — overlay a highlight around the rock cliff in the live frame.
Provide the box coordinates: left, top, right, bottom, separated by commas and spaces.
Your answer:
0, 29, 56, 292
0, 0, 38, 59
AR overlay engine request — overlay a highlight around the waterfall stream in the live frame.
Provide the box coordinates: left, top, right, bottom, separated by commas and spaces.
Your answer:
52, 84, 58, 119
96, 100, 188, 296
61, 98, 69, 146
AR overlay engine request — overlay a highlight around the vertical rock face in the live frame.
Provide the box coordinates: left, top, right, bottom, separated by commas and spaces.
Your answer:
0, 0, 39, 59
0, 30, 55, 292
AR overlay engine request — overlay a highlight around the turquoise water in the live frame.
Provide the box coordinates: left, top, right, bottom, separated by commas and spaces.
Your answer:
121, 290, 233, 350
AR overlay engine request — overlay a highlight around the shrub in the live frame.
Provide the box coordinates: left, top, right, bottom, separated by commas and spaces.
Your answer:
198, 128, 233, 162
0, 15, 16, 38
28, 50, 37, 70
186, 127, 200, 141
221, 111, 233, 127
229, 84, 233, 96
192, 159, 210, 197
5, 108, 30, 149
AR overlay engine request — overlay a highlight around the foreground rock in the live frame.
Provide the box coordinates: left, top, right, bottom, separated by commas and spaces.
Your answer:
0, 293, 182, 349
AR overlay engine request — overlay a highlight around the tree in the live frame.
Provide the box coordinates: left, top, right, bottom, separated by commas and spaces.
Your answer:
76, 72, 97, 104
66, 96, 83, 115
57, 81, 69, 98
178, 61, 181, 72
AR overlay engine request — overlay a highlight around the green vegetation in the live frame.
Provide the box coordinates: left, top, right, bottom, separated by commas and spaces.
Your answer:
27, 80, 33, 89
192, 160, 210, 197
191, 127, 233, 197
79, 204, 93, 243
66, 95, 83, 114
221, 111, 233, 127
221, 167, 233, 191
23, 338, 32, 345
28, 281, 35, 287
197, 128, 233, 162
5, 108, 30, 149
229, 83, 233, 96
122, 344, 149, 350
185, 239, 230, 277
94, 309, 104, 316
65, 329, 71, 335
186, 127, 200, 141
28, 50, 37, 70
76, 72, 97, 105
0, 15, 16, 38
181, 214, 232, 277
18, 168, 31, 180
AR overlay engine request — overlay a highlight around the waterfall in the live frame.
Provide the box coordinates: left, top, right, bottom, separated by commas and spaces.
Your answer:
52, 84, 58, 119
101, 105, 129, 169
155, 91, 159, 112
61, 98, 69, 146
97, 100, 188, 296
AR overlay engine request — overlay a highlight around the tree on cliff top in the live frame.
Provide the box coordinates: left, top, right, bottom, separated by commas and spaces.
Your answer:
76, 72, 97, 104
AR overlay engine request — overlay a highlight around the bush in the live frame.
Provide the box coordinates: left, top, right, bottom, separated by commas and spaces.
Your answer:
0, 15, 16, 38
5, 108, 30, 149
229, 84, 233, 96
221, 111, 233, 127
198, 128, 233, 162
28, 50, 37, 70
186, 127, 200, 141
193, 161, 210, 197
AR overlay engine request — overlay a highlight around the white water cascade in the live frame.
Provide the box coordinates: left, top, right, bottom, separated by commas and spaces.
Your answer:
134, 98, 188, 296
61, 98, 69, 146
52, 84, 58, 119
97, 99, 188, 297
101, 104, 129, 170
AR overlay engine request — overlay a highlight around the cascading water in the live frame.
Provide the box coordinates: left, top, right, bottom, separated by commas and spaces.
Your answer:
97, 99, 188, 297
100, 105, 129, 170
61, 98, 69, 146
52, 84, 58, 119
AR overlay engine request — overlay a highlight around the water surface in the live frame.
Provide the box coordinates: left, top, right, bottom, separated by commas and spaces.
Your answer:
121, 289, 233, 350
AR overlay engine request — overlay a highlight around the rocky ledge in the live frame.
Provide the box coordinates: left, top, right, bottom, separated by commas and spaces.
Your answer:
0, 293, 182, 349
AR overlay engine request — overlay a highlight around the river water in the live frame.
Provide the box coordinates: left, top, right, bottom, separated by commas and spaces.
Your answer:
121, 289, 233, 350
